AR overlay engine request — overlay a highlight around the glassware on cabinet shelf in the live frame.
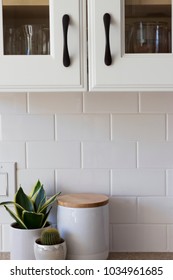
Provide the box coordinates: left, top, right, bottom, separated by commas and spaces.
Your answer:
2, 0, 50, 55
125, 0, 172, 54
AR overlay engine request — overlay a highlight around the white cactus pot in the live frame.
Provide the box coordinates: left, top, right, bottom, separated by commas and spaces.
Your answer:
10, 222, 50, 260
34, 239, 67, 260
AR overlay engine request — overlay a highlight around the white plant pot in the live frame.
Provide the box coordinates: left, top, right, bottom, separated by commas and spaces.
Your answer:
34, 239, 67, 260
10, 222, 50, 260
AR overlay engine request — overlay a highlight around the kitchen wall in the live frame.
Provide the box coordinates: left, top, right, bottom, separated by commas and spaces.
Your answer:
0, 91, 173, 252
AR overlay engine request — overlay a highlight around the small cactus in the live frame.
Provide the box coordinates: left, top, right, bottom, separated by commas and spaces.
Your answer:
40, 228, 62, 245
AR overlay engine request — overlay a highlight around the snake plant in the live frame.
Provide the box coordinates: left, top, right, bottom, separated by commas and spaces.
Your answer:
0, 180, 60, 229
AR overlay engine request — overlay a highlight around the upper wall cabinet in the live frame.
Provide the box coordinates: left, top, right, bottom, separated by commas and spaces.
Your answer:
88, 0, 173, 91
0, 0, 87, 91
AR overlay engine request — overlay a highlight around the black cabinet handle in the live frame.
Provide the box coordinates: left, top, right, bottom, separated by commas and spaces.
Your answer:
62, 14, 70, 67
103, 13, 112, 66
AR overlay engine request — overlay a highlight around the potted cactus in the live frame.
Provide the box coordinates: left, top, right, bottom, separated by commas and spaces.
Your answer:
34, 227, 67, 260
0, 180, 61, 260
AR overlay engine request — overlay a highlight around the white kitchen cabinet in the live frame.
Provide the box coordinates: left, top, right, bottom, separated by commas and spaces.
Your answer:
0, 0, 87, 91
88, 0, 173, 91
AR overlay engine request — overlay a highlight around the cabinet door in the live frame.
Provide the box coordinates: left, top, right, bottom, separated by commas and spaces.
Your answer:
88, 0, 173, 91
0, 0, 87, 91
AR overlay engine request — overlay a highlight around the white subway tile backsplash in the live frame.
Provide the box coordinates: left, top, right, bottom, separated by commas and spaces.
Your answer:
140, 92, 173, 113
138, 142, 173, 168
83, 142, 136, 168
28, 92, 83, 113
27, 142, 81, 168
84, 92, 139, 113
56, 169, 110, 194
112, 114, 166, 141
138, 197, 173, 223
1, 115, 55, 141
17, 169, 55, 196
109, 197, 137, 224
112, 224, 167, 252
56, 114, 110, 141
1, 91, 173, 253
0, 142, 25, 168
0, 93, 27, 114
112, 169, 166, 196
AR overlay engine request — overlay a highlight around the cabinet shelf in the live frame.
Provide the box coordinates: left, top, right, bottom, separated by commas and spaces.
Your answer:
3, 0, 48, 6
125, 0, 171, 5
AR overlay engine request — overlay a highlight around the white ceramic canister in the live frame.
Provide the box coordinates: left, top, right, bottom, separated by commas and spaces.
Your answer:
57, 193, 109, 260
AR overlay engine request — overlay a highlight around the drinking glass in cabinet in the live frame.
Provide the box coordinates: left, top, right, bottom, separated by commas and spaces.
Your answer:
125, 0, 172, 54
2, 0, 50, 55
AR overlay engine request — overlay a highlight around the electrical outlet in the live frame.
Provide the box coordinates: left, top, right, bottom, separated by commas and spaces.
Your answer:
0, 162, 16, 201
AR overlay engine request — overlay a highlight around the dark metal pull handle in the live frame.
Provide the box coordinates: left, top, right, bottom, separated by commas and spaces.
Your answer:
103, 13, 112, 66
62, 14, 70, 67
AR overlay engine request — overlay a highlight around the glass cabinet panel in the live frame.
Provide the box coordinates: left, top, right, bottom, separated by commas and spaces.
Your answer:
3, 0, 50, 55
125, 0, 172, 53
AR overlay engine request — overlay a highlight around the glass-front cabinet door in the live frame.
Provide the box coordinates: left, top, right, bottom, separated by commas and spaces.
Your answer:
88, 0, 173, 91
0, 0, 86, 91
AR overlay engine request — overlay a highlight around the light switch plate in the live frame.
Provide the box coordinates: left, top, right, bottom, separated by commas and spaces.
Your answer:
0, 162, 16, 202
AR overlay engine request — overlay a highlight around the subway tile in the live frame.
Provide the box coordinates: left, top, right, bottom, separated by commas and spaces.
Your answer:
112, 169, 165, 196
1, 115, 54, 141
0, 226, 2, 251
28, 92, 83, 114
56, 169, 110, 194
140, 92, 173, 113
0, 206, 14, 224
17, 169, 55, 196
1, 225, 10, 252
138, 197, 173, 223
56, 114, 110, 141
84, 92, 138, 113
138, 142, 173, 168
0, 142, 25, 169
167, 225, 173, 251
82, 142, 136, 168
0, 116, 1, 140
0, 93, 27, 114
112, 224, 167, 252
167, 114, 173, 141
27, 142, 81, 168
167, 169, 173, 196
112, 114, 166, 141
109, 197, 137, 224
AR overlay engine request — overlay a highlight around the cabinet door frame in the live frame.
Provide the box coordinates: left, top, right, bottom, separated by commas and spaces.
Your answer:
88, 0, 173, 92
0, 0, 87, 92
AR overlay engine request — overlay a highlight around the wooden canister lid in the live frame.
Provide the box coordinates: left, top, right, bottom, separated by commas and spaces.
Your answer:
57, 193, 109, 208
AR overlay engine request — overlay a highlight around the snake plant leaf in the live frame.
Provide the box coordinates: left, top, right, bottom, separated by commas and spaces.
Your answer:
22, 211, 44, 229
39, 192, 61, 213
32, 185, 46, 212
4, 205, 27, 229
15, 187, 34, 219
29, 180, 42, 199
41, 207, 52, 228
